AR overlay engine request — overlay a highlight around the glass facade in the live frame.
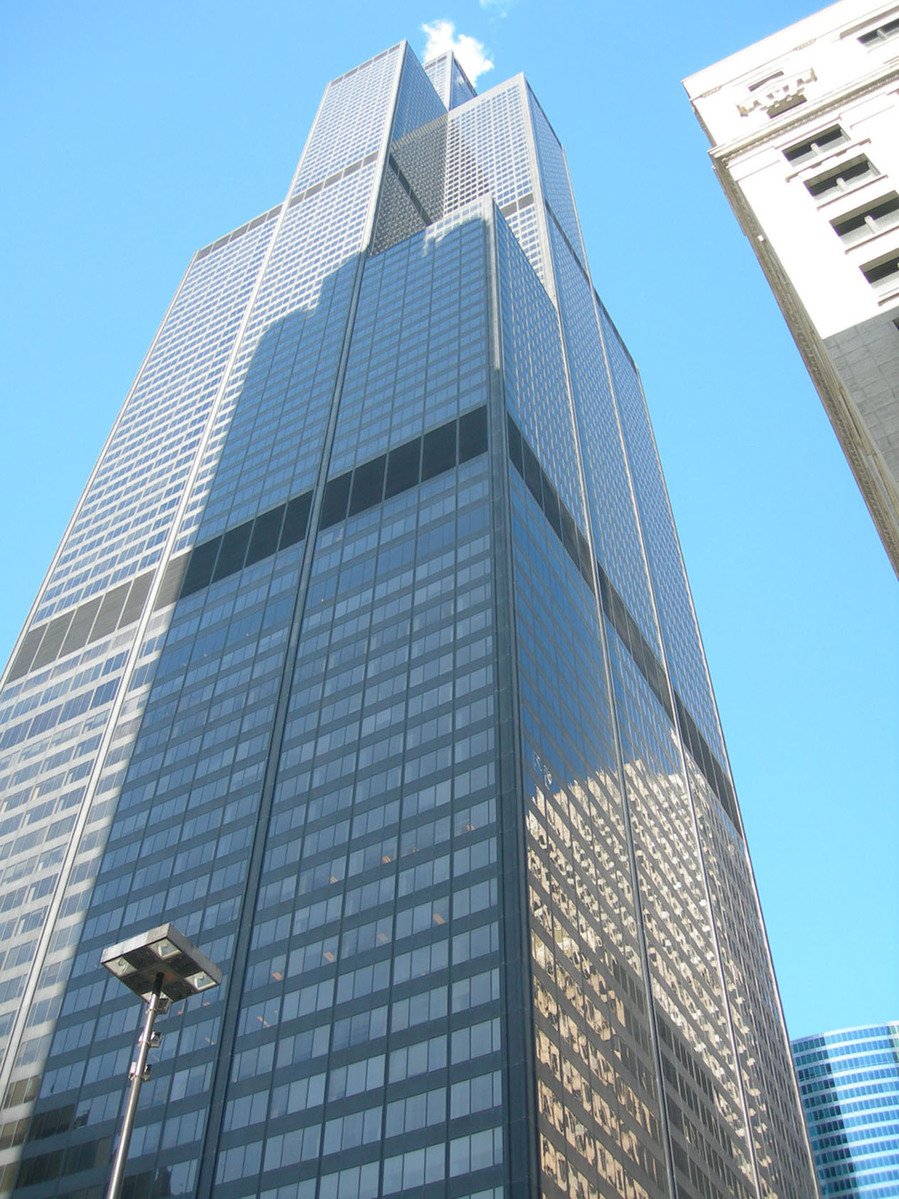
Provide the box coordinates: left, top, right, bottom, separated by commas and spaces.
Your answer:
0, 41, 817, 1199
794, 1023, 899, 1198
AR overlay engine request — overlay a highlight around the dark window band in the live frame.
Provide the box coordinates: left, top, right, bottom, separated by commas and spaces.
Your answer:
317, 405, 488, 532
7, 564, 169, 684
7, 406, 489, 684
178, 489, 314, 599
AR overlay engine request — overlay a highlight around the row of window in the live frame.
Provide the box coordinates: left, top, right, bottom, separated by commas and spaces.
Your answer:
784, 125, 899, 296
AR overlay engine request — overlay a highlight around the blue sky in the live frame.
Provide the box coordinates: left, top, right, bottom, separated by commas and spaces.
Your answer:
2, 1, 896, 1040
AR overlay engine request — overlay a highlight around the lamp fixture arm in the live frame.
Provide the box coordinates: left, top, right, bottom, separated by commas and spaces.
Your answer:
104, 972, 165, 1199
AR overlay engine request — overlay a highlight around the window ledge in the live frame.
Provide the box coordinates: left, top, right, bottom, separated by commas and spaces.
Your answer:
785, 137, 871, 184
842, 224, 899, 252
814, 175, 883, 210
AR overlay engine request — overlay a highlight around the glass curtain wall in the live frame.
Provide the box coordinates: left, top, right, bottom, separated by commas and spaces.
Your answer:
0, 41, 818, 1199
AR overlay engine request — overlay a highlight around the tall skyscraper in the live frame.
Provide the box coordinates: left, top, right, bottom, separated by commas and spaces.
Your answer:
793, 1022, 899, 1197
685, 0, 899, 576
0, 42, 817, 1199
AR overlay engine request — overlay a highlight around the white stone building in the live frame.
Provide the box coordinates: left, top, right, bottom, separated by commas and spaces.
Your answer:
686, 0, 899, 575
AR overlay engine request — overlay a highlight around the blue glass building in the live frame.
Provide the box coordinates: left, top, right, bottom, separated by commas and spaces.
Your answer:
0, 43, 817, 1199
794, 1023, 899, 1198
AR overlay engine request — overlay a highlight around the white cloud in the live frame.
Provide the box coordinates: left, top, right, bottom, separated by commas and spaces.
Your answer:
421, 19, 494, 83
478, 0, 518, 17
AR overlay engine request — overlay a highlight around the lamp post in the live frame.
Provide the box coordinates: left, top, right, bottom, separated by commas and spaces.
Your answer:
99, 924, 222, 1199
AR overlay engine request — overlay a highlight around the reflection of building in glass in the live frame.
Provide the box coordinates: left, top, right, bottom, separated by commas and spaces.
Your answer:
793, 1023, 899, 1197
0, 42, 817, 1199
686, 0, 899, 575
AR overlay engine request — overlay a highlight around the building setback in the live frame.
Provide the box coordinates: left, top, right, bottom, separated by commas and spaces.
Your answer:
0, 43, 817, 1199
793, 1022, 899, 1197
685, 0, 899, 576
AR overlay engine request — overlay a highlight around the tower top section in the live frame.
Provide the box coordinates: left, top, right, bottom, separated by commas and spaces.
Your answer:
422, 47, 478, 109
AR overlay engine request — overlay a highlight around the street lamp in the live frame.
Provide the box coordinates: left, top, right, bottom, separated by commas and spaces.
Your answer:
99, 923, 222, 1199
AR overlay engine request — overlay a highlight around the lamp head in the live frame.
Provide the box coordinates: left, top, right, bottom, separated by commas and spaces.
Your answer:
100, 924, 222, 1003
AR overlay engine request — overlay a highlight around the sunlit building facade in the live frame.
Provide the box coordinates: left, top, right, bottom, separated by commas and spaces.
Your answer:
793, 1022, 899, 1197
0, 42, 817, 1199
685, 0, 899, 575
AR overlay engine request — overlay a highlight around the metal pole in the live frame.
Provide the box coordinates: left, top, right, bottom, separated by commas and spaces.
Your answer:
104, 972, 164, 1199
